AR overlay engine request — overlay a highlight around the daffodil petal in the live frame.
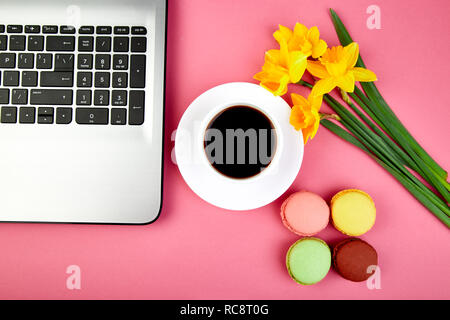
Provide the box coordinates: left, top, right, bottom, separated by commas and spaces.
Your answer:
289, 105, 303, 131
306, 60, 329, 79
311, 77, 336, 96
311, 39, 327, 58
302, 131, 310, 144
307, 26, 320, 43
273, 25, 293, 45
344, 42, 359, 68
336, 72, 355, 92
307, 93, 323, 111
352, 67, 377, 82
302, 112, 320, 144
306, 112, 320, 141
265, 49, 282, 65
261, 73, 290, 96
324, 61, 347, 77
288, 51, 307, 83
293, 23, 308, 38
291, 93, 309, 107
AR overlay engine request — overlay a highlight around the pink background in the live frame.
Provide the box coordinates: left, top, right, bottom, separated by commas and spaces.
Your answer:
1, 0, 449, 299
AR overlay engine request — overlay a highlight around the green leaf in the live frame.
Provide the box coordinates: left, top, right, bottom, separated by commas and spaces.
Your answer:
321, 119, 450, 227
329, 8, 448, 180
320, 94, 450, 215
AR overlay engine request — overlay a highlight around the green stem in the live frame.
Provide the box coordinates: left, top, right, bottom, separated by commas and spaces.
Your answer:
351, 89, 450, 193
321, 120, 450, 227
300, 79, 450, 202
329, 8, 448, 180
354, 87, 450, 191
352, 87, 450, 202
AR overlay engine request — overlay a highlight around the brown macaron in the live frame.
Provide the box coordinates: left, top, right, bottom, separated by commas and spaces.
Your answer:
333, 238, 378, 282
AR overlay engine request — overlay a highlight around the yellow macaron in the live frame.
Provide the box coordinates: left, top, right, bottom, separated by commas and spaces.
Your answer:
331, 189, 376, 236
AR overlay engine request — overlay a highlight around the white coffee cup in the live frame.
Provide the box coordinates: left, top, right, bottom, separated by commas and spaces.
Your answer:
175, 82, 303, 211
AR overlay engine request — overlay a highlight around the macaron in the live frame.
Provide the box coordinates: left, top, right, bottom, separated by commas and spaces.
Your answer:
333, 238, 378, 282
331, 189, 376, 236
281, 191, 330, 236
286, 237, 331, 285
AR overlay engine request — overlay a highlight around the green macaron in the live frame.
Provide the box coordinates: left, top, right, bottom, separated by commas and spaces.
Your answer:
286, 237, 331, 285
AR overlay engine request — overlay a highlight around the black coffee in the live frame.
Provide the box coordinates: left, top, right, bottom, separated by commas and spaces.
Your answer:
204, 105, 277, 179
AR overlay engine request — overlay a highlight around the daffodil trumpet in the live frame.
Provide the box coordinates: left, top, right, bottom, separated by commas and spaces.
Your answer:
254, 12, 449, 227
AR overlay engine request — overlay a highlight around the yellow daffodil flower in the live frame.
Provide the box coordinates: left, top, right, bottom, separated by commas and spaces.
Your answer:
274, 23, 328, 58
254, 41, 307, 96
289, 93, 323, 144
307, 42, 377, 97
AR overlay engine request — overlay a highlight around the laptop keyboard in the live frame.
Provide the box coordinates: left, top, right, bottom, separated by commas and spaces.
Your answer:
0, 24, 147, 125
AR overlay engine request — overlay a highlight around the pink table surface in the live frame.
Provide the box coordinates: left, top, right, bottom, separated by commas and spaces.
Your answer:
0, 0, 449, 300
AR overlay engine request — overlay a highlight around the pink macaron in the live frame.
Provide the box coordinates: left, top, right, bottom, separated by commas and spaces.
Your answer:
281, 191, 330, 236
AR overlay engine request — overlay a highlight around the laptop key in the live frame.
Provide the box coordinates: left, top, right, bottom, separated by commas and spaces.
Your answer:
94, 90, 109, 106
114, 27, 129, 35
0, 53, 15, 68
25, 25, 40, 34
60, 26, 76, 34
96, 26, 112, 34
77, 72, 92, 87
19, 107, 35, 123
1, 106, 17, 123
79, 26, 94, 34
28, 35, 44, 51
42, 25, 58, 34
18, 53, 34, 69
94, 72, 110, 88
56, 107, 72, 124
22, 71, 38, 87
113, 37, 129, 52
112, 72, 127, 88
46, 36, 75, 51
130, 55, 145, 88
96, 37, 111, 52
38, 108, 54, 124
38, 107, 54, 116
0, 35, 6, 51
36, 53, 52, 69
76, 90, 92, 105
131, 37, 146, 52
76, 108, 109, 124
129, 90, 145, 125
3, 71, 19, 86
30, 89, 73, 105
0, 25, 4, 33
79, 36, 94, 52
78, 54, 93, 69
95, 54, 110, 70
113, 55, 128, 70
38, 115, 53, 124
7, 25, 22, 33
0, 89, 9, 104
9, 35, 25, 51
111, 108, 127, 125
55, 54, 74, 71
40, 71, 74, 87
131, 27, 147, 35
112, 90, 127, 106
11, 89, 28, 104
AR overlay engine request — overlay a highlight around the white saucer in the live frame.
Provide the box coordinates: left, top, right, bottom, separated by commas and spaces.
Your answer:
175, 82, 303, 211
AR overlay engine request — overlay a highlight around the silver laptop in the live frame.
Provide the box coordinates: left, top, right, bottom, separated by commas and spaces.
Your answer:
0, 0, 166, 224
